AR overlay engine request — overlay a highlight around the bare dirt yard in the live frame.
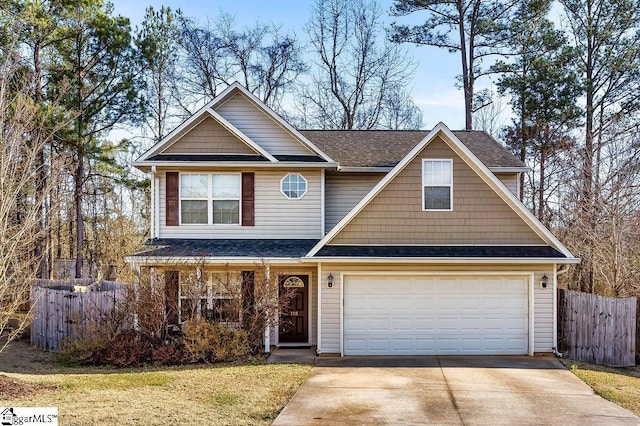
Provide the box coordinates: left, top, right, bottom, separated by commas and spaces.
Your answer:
0, 338, 312, 425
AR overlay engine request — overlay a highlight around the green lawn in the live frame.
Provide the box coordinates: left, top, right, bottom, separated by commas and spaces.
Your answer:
0, 340, 312, 425
562, 359, 640, 417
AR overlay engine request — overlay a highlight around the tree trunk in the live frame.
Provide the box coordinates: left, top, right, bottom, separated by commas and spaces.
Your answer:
457, 1, 472, 130
74, 148, 84, 278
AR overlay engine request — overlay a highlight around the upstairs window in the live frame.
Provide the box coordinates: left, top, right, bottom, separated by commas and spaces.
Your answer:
422, 159, 453, 210
281, 173, 307, 199
179, 173, 241, 225
212, 174, 240, 224
180, 174, 208, 224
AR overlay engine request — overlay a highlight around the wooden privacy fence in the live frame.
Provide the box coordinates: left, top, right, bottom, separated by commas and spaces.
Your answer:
558, 289, 636, 367
30, 280, 129, 351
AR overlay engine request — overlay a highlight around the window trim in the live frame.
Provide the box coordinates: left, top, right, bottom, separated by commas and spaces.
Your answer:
178, 172, 242, 226
422, 159, 453, 211
280, 173, 308, 200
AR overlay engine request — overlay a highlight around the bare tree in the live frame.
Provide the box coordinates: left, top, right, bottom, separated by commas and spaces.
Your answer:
560, 0, 640, 292
136, 6, 183, 143
0, 51, 68, 351
177, 13, 307, 114
558, 122, 640, 296
472, 88, 505, 138
302, 0, 420, 130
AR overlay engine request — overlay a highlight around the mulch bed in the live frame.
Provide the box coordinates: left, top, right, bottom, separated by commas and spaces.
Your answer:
0, 374, 56, 398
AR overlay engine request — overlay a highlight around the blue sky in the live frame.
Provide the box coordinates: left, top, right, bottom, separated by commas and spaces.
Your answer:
111, 0, 482, 130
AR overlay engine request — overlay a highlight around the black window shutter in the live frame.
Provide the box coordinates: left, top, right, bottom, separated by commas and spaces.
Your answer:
242, 172, 255, 226
166, 172, 179, 226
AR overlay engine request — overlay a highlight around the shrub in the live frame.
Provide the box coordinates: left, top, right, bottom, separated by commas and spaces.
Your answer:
182, 320, 250, 363
151, 340, 184, 365
88, 331, 156, 367
57, 336, 111, 365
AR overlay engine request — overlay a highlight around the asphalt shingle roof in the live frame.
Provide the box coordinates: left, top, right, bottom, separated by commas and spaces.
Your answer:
132, 239, 319, 258
315, 245, 566, 258
300, 130, 525, 168
132, 240, 566, 259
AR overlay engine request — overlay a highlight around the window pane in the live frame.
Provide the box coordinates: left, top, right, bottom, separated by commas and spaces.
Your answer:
180, 174, 208, 198
423, 160, 451, 185
282, 174, 307, 199
181, 200, 208, 224
212, 174, 240, 198
424, 187, 451, 210
211, 272, 240, 295
213, 200, 240, 224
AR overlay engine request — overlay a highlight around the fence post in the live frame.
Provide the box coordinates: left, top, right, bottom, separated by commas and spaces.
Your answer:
636, 298, 640, 365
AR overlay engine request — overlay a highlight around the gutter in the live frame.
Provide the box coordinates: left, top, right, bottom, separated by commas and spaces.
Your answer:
132, 161, 339, 171
301, 257, 582, 264
124, 256, 307, 266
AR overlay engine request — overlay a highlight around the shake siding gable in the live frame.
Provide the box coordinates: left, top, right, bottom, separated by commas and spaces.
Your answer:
216, 93, 315, 156
330, 136, 545, 245
495, 173, 519, 197
162, 117, 259, 155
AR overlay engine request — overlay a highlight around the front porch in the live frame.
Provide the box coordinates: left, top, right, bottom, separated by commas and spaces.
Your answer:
139, 262, 318, 353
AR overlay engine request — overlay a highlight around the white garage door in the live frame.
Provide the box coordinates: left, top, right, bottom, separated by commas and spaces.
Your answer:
343, 275, 529, 355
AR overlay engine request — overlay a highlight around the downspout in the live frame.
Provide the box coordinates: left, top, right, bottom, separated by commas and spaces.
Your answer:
150, 166, 156, 239
153, 166, 160, 239
553, 264, 570, 357
264, 264, 271, 353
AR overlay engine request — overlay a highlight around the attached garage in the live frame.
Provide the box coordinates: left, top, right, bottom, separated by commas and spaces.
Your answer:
342, 274, 531, 356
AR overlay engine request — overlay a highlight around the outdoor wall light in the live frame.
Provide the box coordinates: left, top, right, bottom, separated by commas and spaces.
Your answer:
327, 273, 334, 288
541, 273, 549, 289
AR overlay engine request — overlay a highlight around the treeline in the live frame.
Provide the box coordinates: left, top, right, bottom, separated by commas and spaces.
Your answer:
0, 0, 638, 298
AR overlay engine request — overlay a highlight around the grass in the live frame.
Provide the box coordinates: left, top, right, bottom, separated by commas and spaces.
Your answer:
561, 359, 640, 417
0, 341, 312, 425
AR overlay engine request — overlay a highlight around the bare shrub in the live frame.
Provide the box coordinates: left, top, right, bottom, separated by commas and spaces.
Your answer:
181, 320, 250, 363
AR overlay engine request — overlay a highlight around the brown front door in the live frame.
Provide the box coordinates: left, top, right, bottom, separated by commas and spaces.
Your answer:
279, 275, 308, 343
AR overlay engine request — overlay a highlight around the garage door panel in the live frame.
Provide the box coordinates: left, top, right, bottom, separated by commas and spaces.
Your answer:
344, 275, 529, 356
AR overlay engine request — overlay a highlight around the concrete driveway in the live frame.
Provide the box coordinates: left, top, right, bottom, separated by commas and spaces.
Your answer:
273, 356, 639, 425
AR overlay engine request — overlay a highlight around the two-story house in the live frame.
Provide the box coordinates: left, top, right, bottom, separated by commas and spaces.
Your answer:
127, 82, 579, 357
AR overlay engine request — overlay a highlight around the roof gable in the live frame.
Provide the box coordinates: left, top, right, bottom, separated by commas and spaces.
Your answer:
328, 136, 544, 245
212, 84, 333, 161
162, 116, 260, 155
138, 106, 276, 162
136, 82, 333, 164
307, 123, 575, 258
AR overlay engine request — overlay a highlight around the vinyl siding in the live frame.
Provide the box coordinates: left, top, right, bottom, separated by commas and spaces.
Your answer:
157, 169, 322, 239
163, 117, 258, 155
216, 93, 314, 156
317, 263, 554, 355
325, 172, 383, 232
330, 136, 545, 245
496, 173, 519, 197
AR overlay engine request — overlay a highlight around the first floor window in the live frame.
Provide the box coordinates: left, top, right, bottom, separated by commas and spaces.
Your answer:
423, 159, 453, 210
179, 271, 241, 324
